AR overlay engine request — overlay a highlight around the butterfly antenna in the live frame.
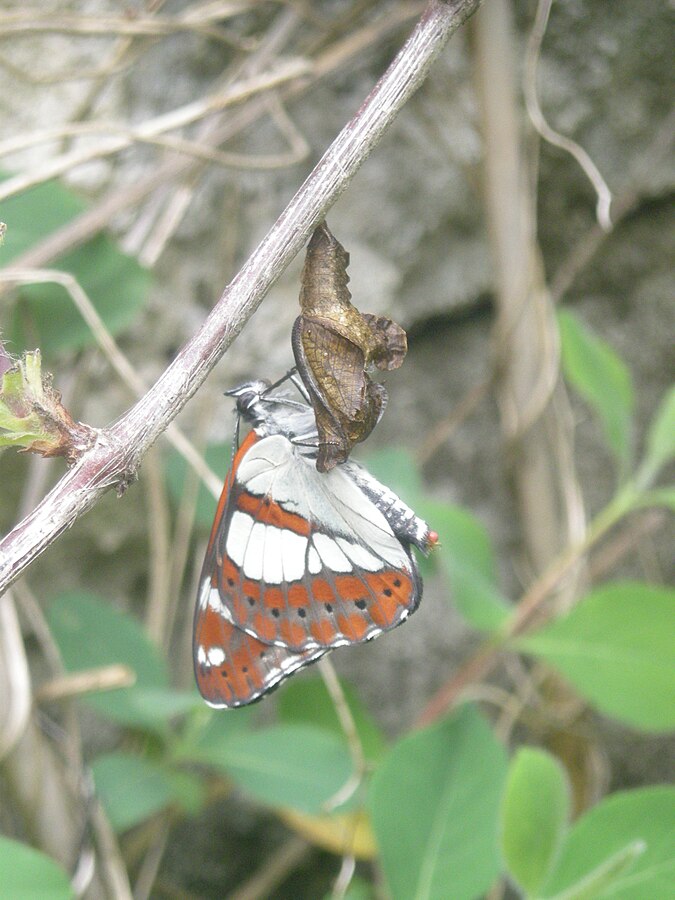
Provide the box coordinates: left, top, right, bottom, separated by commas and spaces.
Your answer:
264, 367, 298, 394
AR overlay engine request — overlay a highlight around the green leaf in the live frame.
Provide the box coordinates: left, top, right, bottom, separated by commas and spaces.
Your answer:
323, 876, 374, 900
125, 687, 205, 724
48, 591, 169, 726
188, 723, 353, 814
165, 441, 230, 530
91, 753, 177, 832
165, 769, 207, 817
0, 836, 73, 899
541, 786, 675, 899
500, 747, 570, 894
558, 310, 633, 469
641, 385, 675, 483
369, 705, 508, 900
278, 676, 388, 764
420, 500, 510, 631
2, 174, 150, 357
516, 582, 675, 731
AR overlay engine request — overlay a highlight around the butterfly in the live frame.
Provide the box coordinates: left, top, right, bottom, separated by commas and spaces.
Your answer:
193, 376, 437, 708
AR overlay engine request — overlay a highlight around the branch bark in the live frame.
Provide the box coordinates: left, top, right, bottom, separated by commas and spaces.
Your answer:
0, 0, 482, 595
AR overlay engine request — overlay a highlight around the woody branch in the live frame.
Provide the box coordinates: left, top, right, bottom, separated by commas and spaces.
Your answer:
0, 0, 482, 595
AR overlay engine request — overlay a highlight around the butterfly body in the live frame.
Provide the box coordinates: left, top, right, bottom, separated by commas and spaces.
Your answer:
194, 379, 435, 708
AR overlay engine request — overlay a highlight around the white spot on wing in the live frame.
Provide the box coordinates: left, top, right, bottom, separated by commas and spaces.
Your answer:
281, 530, 308, 582
262, 526, 283, 584
197, 645, 207, 665
313, 533, 352, 572
308, 546, 322, 574
226, 511, 254, 567
208, 588, 221, 612
336, 538, 383, 571
207, 647, 225, 666
243, 522, 266, 580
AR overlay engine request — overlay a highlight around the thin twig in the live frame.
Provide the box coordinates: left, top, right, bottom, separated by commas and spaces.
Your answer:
0, 0, 483, 596
0, 59, 310, 204
0, 8, 255, 46
523, 0, 612, 230
0, 0, 423, 280
319, 657, 367, 813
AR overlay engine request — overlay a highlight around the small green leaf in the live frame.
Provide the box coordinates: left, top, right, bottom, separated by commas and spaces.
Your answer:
641, 385, 675, 483
516, 582, 675, 731
369, 705, 508, 900
500, 747, 570, 894
125, 688, 205, 724
92, 753, 177, 832
278, 676, 388, 763
0, 836, 73, 899
558, 310, 633, 469
190, 724, 354, 814
420, 500, 510, 631
541, 786, 675, 899
2, 173, 149, 357
48, 592, 169, 726
165, 441, 230, 530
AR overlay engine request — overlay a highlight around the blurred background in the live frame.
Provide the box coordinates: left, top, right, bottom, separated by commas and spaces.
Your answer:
0, 1, 673, 898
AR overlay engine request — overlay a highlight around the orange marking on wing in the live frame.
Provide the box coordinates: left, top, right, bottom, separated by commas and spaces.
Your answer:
220, 558, 240, 591
196, 605, 227, 646
263, 587, 284, 610
207, 431, 258, 552
288, 584, 309, 608
312, 578, 334, 602
280, 620, 306, 646
252, 613, 277, 642
311, 619, 337, 644
336, 613, 368, 641
230, 593, 250, 624
237, 491, 311, 536
242, 580, 260, 601
367, 571, 413, 604
367, 590, 399, 627
335, 575, 368, 602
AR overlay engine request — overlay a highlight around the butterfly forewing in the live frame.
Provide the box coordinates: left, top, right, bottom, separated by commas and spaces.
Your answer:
211, 432, 422, 653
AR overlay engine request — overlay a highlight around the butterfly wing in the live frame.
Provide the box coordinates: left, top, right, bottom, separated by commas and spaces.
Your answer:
193, 595, 325, 708
211, 431, 432, 652
193, 430, 326, 707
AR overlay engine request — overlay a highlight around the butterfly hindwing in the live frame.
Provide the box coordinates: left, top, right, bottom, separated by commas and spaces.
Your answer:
193, 587, 325, 708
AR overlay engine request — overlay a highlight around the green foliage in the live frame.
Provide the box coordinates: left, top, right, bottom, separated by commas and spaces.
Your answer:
369, 705, 508, 900
47, 591, 171, 728
640, 384, 675, 484
500, 747, 570, 894
516, 582, 675, 732
91, 753, 180, 832
541, 786, 675, 899
420, 498, 510, 630
184, 723, 354, 815
165, 441, 231, 530
558, 309, 633, 472
1, 173, 149, 357
0, 836, 73, 899
278, 676, 388, 763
